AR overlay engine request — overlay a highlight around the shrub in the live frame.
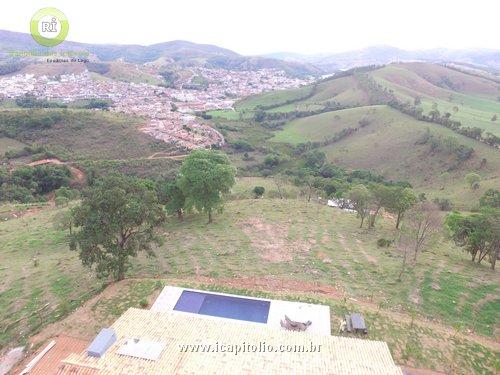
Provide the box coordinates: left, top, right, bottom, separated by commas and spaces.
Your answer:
230, 140, 254, 152
264, 153, 281, 167
377, 238, 393, 248
433, 197, 453, 211
139, 298, 149, 308
253, 186, 265, 198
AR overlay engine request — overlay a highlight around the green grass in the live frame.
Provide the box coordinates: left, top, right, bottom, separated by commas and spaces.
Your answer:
0, 206, 103, 348
235, 86, 312, 111
206, 109, 243, 120
372, 64, 500, 136
271, 105, 382, 144
268, 104, 500, 207
304, 75, 371, 107
219, 62, 500, 209
0, 187, 498, 373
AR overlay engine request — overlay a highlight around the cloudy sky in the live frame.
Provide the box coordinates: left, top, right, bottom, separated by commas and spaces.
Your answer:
2, 0, 499, 55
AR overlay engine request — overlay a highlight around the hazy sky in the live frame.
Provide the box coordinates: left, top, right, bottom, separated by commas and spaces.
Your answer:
2, 0, 499, 55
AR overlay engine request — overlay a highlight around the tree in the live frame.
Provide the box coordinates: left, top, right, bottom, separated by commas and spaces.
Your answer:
273, 174, 287, 199
465, 173, 481, 190
296, 168, 317, 203
178, 149, 236, 223
159, 180, 186, 221
446, 209, 499, 269
386, 187, 417, 229
304, 150, 326, 170
264, 153, 281, 167
368, 183, 393, 228
348, 185, 372, 228
403, 201, 441, 262
70, 174, 166, 281
253, 186, 265, 198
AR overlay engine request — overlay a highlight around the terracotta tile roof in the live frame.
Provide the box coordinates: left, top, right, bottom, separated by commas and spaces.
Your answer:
61, 308, 403, 375
27, 335, 94, 375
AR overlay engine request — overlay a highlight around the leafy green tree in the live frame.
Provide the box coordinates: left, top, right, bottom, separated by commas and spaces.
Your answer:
348, 184, 372, 228
264, 153, 281, 167
304, 150, 326, 170
386, 187, 417, 229
178, 149, 236, 223
446, 209, 499, 269
159, 180, 186, 221
368, 183, 393, 228
253, 186, 265, 198
70, 174, 166, 281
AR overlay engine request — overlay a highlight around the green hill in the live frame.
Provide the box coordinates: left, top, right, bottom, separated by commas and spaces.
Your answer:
1, 190, 498, 373
220, 63, 500, 207
371, 63, 500, 136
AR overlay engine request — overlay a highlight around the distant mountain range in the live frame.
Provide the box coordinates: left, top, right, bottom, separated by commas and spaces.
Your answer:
0, 30, 321, 77
265, 46, 500, 73
1, 30, 499, 76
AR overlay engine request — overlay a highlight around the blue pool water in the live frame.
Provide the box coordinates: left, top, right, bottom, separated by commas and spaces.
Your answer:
173, 290, 271, 323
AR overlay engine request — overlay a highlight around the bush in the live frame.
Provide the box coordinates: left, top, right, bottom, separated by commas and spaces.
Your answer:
433, 197, 453, 211
55, 186, 79, 200
377, 238, 393, 248
55, 196, 70, 207
230, 140, 254, 152
264, 153, 281, 167
0, 184, 36, 203
139, 298, 149, 308
85, 99, 110, 110
253, 186, 265, 198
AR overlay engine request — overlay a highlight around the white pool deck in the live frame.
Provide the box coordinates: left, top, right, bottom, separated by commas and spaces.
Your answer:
151, 286, 331, 336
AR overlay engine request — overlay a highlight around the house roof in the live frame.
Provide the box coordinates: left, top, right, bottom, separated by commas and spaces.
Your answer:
25, 335, 95, 375
59, 308, 403, 375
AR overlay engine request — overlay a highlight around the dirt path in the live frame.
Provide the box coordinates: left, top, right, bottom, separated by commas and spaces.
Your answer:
355, 239, 378, 265
147, 152, 188, 160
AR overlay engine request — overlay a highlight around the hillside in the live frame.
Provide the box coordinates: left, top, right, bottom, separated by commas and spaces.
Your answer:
0, 109, 182, 178
371, 63, 500, 136
0, 185, 498, 374
211, 62, 500, 207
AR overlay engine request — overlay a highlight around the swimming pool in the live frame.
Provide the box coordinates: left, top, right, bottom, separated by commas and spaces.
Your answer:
173, 290, 271, 323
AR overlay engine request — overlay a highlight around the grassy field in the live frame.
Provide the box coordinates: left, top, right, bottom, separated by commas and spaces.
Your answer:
371, 64, 500, 136
269, 105, 500, 203
0, 187, 498, 373
235, 85, 313, 111
271, 105, 382, 144
303, 75, 371, 107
